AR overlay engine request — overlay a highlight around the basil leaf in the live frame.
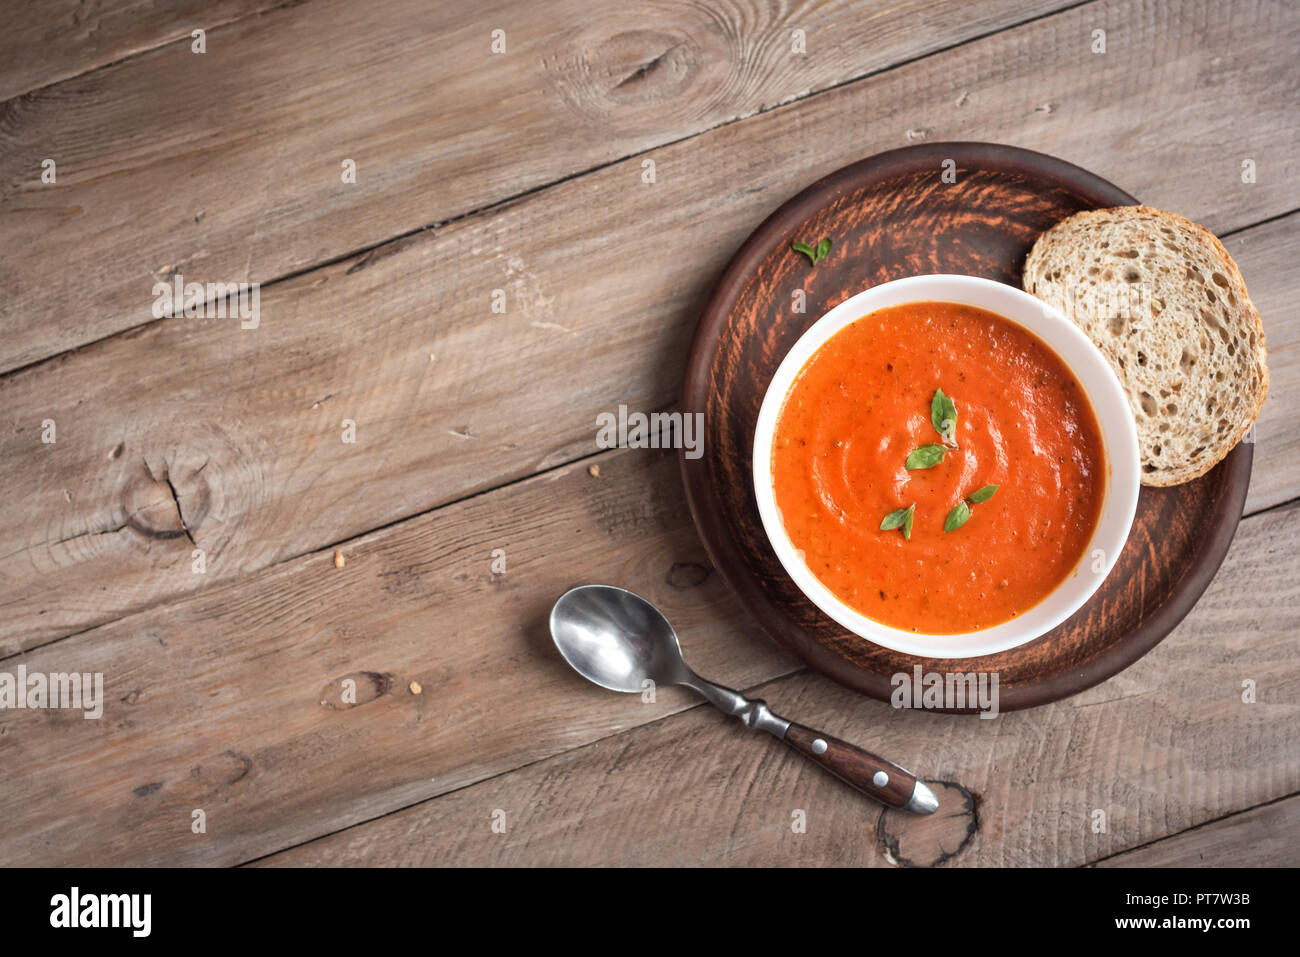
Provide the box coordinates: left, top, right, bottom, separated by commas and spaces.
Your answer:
905, 443, 946, 469
881, 503, 915, 540
967, 484, 999, 504
931, 388, 957, 444
793, 238, 832, 266
944, 500, 971, 532
879, 507, 909, 531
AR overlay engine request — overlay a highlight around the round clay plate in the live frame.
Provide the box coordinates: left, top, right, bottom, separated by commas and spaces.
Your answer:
680, 142, 1251, 712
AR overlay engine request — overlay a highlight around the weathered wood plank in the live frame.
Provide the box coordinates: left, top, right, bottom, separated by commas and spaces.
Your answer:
1225, 214, 1300, 514
0, 0, 290, 103
1095, 795, 1300, 866
254, 501, 1300, 867
0, 0, 1075, 372
3, 1, 1296, 654
0, 448, 798, 866
2, 441, 1296, 867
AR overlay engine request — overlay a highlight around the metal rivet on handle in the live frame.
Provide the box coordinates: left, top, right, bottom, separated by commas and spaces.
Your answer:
873, 771, 889, 787
812, 738, 827, 754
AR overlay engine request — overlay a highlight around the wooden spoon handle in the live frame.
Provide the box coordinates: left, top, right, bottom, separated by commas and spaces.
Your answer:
784, 722, 936, 812
677, 673, 936, 814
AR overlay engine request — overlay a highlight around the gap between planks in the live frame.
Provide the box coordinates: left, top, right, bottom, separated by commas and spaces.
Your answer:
241, 496, 1298, 867
3, 442, 1295, 865
0, 0, 1097, 381
1090, 790, 1300, 867
3, 2, 1295, 658
237, 662, 814, 867
0, 0, 313, 103
6, 399, 1297, 670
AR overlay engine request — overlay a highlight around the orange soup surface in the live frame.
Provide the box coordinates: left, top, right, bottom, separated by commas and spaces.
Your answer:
772, 301, 1106, 634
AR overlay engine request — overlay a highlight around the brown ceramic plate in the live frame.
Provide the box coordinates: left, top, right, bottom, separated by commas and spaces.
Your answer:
680, 142, 1251, 712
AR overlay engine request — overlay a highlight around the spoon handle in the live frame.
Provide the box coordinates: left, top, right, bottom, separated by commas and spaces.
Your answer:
682, 673, 936, 814
783, 722, 937, 813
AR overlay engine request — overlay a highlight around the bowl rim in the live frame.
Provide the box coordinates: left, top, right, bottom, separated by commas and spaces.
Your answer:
751, 274, 1141, 659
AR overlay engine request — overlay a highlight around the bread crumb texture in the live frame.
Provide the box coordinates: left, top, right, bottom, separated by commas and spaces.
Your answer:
1023, 206, 1267, 486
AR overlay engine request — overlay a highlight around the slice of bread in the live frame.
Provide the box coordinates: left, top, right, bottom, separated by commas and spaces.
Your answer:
1023, 205, 1268, 486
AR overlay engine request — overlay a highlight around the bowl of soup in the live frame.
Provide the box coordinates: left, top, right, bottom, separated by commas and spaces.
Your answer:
752, 274, 1140, 658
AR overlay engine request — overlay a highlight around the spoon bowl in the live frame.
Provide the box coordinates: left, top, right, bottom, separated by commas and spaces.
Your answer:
548, 584, 939, 815
550, 585, 688, 691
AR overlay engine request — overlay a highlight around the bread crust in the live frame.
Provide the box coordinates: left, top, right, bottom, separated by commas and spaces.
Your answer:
1023, 205, 1268, 486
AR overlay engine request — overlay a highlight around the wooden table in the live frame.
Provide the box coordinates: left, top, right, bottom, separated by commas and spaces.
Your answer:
1, 0, 1296, 868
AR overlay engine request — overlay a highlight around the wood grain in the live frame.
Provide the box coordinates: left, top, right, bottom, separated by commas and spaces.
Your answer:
3, 0, 1297, 654
1225, 213, 1300, 513
0, 448, 795, 866
0, 0, 290, 102
0, 0, 1075, 372
1095, 794, 1300, 867
3, 438, 1296, 867
254, 500, 1300, 867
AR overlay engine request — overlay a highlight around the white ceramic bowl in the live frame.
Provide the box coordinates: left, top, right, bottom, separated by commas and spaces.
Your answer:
752, 274, 1140, 658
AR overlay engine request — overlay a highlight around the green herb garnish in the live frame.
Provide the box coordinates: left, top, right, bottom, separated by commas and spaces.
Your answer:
792, 237, 832, 266
931, 388, 958, 446
905, 443, 946, 470
944, 485, 1000, 532
880, 503, 916, 540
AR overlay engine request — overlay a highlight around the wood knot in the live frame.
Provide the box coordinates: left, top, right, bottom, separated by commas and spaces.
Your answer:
666, 561, 711, 589
875, 780, 979, 867
121, 456, 210, 543
187, 749, 254, 797
601, 32, 696, 103
542, 11, 737, 129
320, 671, 395, 710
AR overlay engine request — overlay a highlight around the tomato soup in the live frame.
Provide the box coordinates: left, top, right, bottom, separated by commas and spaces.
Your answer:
771, 301, 1106, 634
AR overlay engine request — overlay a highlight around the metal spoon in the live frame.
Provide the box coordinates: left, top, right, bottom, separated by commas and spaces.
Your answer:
549, 584, 939, 814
